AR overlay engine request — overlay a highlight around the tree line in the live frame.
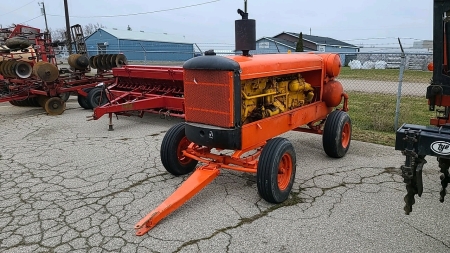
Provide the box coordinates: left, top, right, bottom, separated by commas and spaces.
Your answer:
50, 23, 106, 42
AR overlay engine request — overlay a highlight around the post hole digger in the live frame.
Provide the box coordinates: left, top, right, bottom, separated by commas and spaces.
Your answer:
395, 0, 450, 214
135, 2, 352, 235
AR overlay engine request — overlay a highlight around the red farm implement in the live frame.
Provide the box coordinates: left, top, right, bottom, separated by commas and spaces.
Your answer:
0, 24, 125, 115
86, 65, 185, 130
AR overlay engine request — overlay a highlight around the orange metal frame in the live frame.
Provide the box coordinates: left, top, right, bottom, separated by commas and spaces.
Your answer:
135, 53, 349, 235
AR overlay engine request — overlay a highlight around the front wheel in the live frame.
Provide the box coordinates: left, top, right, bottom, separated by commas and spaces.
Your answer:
160, 122, 198, 176
322, 110, 352, 158
257, 137, 296, 203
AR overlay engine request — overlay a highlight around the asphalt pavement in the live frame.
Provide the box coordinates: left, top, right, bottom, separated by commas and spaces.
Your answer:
0, 98, 449, 253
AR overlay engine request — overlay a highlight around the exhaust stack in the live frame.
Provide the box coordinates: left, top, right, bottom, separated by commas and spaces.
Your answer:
235, 0, 256, 56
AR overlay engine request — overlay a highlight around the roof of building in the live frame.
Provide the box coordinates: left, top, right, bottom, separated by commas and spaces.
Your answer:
276, 32, 358, 48
91, 28, 193, 44
259, 37, 316, 51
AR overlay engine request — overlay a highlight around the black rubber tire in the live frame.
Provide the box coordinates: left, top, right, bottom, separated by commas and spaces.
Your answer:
257, 137, 296, 204
160, 122, 198, 176
77, 88, 93, 109
86, 87, 108, 109
322, 110, 352, 158
5, 37, 31, 50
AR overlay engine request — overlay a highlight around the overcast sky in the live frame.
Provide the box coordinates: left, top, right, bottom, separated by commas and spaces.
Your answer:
0, 0, 433, 49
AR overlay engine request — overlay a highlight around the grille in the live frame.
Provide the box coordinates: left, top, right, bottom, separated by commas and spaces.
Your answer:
184, 70, 234, 128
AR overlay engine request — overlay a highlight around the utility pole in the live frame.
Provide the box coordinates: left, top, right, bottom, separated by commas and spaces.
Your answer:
38, 2, 49, 32
64, 0, 72, 54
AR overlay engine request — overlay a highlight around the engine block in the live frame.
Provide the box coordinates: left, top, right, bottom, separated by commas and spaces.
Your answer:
241, 74, 314, 124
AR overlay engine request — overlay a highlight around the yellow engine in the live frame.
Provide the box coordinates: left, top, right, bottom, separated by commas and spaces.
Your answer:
241, 74, 315, 124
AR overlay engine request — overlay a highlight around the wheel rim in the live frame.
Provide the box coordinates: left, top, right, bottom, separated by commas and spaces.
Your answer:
177, 136, 193, 165
341, 122, 351, 148
277, 153, 293, 190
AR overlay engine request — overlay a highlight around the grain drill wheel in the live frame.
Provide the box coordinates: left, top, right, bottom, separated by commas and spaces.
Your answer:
77, 88, 93, 109
86, 87, 108, 109
160, 122, 198, 176
44, 97, 66, 115
257, 137, 296, 203
322, 110, 352, 158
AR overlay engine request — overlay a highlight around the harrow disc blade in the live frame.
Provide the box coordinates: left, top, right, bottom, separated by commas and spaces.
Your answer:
33, 61, 47, 76
44, 96, 66, 115
5, 61, 16, 78
95, 55, 104, 71
0, 61, 4, 76
1, 61, 8, 77
110, 54, 117, 68
68, 54, 89, 70
89, 56, 97, 69
35, 62, 59, 82
14, 61, 32, 78
115, 54, 128, 68
1, 61, 9, 77
101, 54, 108, 70
104, 54, 113, 70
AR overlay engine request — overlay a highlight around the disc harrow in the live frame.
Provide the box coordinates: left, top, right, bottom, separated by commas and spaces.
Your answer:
0, 24, 118, 115
89, 54, 128, 72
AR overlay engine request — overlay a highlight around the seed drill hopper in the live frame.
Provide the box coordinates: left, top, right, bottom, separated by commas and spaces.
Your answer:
86, 64, 185, 130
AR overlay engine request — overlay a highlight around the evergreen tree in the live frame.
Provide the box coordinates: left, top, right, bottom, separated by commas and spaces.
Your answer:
295, 32, 304, 52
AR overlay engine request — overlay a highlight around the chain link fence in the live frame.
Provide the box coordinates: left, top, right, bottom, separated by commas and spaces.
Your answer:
336, 52, 433, 140
55, 49, 433, 145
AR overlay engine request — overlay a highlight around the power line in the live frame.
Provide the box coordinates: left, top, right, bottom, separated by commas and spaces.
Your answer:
0, 0, 36, 16
18, 15, 43, 25
342, 37, 423, 42
47, 0, 220, 18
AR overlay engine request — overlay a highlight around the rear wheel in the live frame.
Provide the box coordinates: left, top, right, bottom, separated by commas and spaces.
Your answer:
257, 137, 296, 203
322, 110, 352, 158
87, 87, 108, 109
77, 88, 93, 109
160, 122, 198, 176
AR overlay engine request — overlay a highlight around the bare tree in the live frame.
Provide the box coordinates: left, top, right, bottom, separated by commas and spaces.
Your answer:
50, 27, 66, 42
83, 23, 106, 37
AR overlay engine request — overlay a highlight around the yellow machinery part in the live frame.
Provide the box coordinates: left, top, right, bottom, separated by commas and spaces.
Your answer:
240, 74, 315, 124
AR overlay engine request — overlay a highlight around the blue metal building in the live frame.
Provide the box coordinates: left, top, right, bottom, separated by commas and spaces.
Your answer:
85, 28, 194, 61
255, 32, 360, 65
